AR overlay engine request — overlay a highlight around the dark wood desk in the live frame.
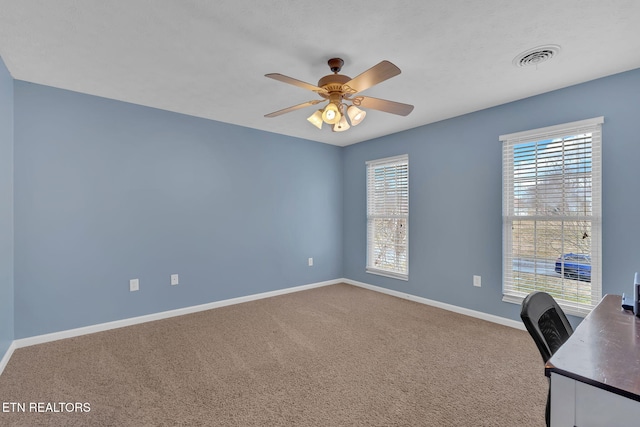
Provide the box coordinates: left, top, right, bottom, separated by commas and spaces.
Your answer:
545, 294, 640, 426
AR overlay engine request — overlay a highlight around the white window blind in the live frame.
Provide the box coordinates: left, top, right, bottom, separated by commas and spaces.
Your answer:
366, 155, 409, 280
501, 117, 603, 317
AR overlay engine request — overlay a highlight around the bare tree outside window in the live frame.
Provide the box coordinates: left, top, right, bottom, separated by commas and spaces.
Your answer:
513, 136, 592, 261
371, 218, 407, 272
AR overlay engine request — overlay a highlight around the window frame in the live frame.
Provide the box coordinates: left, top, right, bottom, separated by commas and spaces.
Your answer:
366, 154, 409, 281
500, 117, 603, 317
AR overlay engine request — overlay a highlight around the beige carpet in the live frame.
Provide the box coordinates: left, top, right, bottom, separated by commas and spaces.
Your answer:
0, 283, 547, 426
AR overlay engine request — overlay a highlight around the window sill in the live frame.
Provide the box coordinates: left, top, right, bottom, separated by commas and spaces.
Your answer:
366, 268, 408, 281
502, 293, 591, 318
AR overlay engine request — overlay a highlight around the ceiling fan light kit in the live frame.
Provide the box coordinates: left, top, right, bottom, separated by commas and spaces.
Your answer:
265, 58, 414, 133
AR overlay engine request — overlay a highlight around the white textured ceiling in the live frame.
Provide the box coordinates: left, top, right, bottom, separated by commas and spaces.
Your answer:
1, 1, 639, 146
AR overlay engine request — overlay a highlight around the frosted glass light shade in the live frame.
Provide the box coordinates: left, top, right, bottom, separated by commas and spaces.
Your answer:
333, 115, 350, 132
307, 110, 323, 129
347, 105, 366, 125
322, 103, 341, 124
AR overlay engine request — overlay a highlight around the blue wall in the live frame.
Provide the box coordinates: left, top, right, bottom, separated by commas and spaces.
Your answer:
0, 57, 14, 355
7, 62, 640, 340
13, 82, 343, 338
343, 68, 640, 326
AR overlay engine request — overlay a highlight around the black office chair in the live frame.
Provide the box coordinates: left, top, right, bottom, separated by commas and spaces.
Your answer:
520, 291, 574, 427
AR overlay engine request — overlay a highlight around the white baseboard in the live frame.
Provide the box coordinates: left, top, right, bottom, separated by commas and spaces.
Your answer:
12, 278, 342, 350
343, 278, 525, 330
0, 341, 16, 376
1, 277, 523, 376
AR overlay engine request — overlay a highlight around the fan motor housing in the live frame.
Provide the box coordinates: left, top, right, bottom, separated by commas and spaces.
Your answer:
318, 74, 351, 92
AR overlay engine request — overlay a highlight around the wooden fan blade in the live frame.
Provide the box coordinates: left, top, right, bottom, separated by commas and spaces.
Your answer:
356, 96, 414, 116
264, 100, 323, 118
342, 61, 401, 94
265, 73, 328, 94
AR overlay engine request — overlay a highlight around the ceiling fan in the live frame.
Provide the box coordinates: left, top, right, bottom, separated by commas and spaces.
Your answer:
264, 58, 414, 132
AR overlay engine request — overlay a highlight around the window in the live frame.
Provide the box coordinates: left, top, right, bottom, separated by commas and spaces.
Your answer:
501, 117, 603, 317
366, 155, 409, 280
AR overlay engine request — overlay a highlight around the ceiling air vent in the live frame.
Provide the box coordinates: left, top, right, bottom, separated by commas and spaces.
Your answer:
513, 45, 561, 67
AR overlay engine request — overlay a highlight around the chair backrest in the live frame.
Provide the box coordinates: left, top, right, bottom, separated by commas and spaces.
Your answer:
520, 292, 574, 363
